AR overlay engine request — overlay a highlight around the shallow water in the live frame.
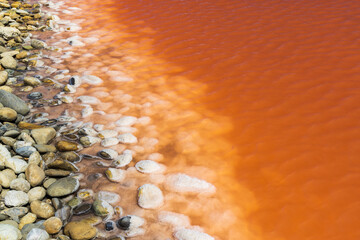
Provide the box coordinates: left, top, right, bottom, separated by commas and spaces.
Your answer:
53, 0, 360, 239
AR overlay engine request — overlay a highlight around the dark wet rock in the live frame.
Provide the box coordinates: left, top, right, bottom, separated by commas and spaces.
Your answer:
73, 203, 92, 216
27, 92, 42, 100
47, 177, 79, 197
40, 119, 57, 127
47, 159, 78, 172
59, 151, 81, 163
105, 221, 115, 231
116, 216, 131, 230
0, 89, 30, 115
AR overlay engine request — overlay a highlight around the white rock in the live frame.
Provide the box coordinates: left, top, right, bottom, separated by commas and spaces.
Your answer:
94, 124, 104, 131
165, 174, 216, 195
0, 223, 22, 240
5, 158, 28, 174
113, 150, 132, 167
79, 127, 98, 136
117, 133, 137, 144
158, 211, 190, 227
101, 138, 119, 147
174, 229, 214, 240
135, 160, 164, 174
0, 169, 16, 188
98, 149, 118, 160
105, 168, 126, 182
115, 116, 137, 126
77, 96, 100, 105
0, 145, 11, 167
99, 130, 118, 138
120, 215, 145, 229
82, 75, 103, 85
137, 184, 164, 209
4, 190, 29, 207
27, 186, 46, 202
81, 105, 93, 118
26, 228, 49, 240
96, 191, 121, 205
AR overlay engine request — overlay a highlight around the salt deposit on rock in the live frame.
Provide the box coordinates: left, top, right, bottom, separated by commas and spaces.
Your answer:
99, 130, 118, 138
105, 168, 126, 182
81, 105, 93, 118
82, 75, 103, 85
77, 96, 100, 105
116, 215, 145, 230
96, 191, 121, 205
118, 133, 137, 144
135, 160, 164, 173
165, 174, 216, 195
158, 211, 191, 227
174, 228, 215, 240
115, 116, 137, 126
137, 184, 164, 209
101, 137, 119, 147
113, 150, 132, 167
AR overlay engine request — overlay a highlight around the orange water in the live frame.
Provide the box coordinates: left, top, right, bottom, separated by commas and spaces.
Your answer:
59, 0, 360, 239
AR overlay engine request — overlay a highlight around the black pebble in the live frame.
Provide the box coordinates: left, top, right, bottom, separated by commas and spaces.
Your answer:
105, 221, 115, 231
73, 203, 92, 215
27, 92, 43, 100
116, 216, 131, 230
69, 77, 75, 85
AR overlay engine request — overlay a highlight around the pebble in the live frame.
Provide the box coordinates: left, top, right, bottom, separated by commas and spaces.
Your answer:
64, 221, 97, 240
24, 77, 42, 87
77, 95, 100, 105
46, 177, 79, 197
174, 228, 214, 240
0, 89, 30, 115
43, 216, 62, 234
0, 71, 8, 85
105, 221, 115, 231
19, 213, 37, 229
137, 184, 164, 209
5, 190, 29, 207
105, 168, 126, 182
0, 56, 17, 69
30, 200, 55, 219
56, 141, 79, 151
0, 169, 16, 188
79, 136, 101, 147
113, 150, 132, 167
101, 137, 119, 147
15, 146, 37, 157
0, 107, 17, 121
0, 223, 22, 240
116, 215, 145, 230
26, 228, 49, 240
135, 160, 164, 174
27, 92, 43, 100
10, 178, 30, 192
25, 164, 45, 187
27, 187, 46, 202
98, 130, 118, 139
5, 158, 28, 173
31, 39, 47, 49
73, 203, 92, 215
92, 199, 114, 217
31, 127, 56, 145
69, 76, 81, 87
98, 149, 118, 160
117, 133, 137, 144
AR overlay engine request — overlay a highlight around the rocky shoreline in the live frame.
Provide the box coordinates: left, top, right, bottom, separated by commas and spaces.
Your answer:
0, 0, 218, 239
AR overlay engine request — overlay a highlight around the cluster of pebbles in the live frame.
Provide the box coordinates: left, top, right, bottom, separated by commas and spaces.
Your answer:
0, 0, 218, 239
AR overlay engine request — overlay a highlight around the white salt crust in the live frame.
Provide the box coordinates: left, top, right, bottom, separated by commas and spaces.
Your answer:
118, 133, 138, 144
82, 75, 103, 85
137, 184, 164, 209
115, 116, 137, 126
158, 211, 191, 228
174, 228, 214, 240
165, 174, 216, 195
113, 150, 133, 167
135, 160, 164, 174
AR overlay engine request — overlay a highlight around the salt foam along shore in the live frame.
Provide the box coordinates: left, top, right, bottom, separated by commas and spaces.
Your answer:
0, 0, 219, 239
